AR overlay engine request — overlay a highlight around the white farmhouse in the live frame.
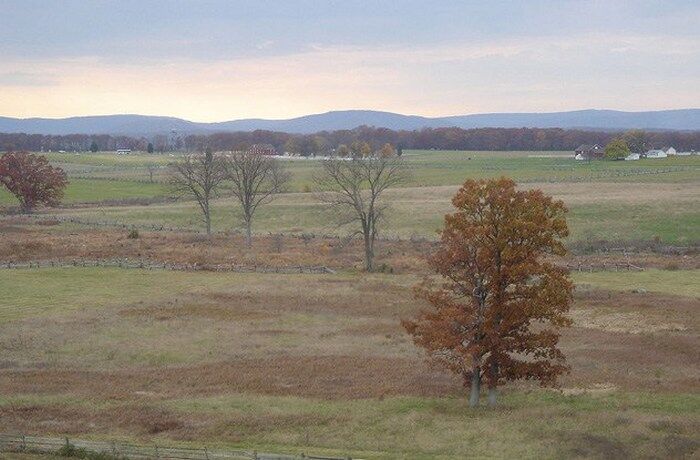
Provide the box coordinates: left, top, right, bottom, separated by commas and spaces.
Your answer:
624, 153, 640, 161
662, 146, 677, 155
645, 149, 667, 159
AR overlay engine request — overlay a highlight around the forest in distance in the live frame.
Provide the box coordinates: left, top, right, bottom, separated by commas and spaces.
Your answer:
2, 125, 699, 154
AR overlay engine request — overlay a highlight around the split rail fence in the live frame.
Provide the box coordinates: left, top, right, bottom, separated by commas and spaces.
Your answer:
0, 259, 335, 274
0, 434, 352, 460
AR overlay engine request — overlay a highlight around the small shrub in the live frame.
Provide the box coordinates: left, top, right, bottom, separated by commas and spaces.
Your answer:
301, 233, 314, 246
56, 441, 122, 459
272, 234, 284, 253
664, 262, 679, 271
376, 263, 394, 274
127, 228, 139, 239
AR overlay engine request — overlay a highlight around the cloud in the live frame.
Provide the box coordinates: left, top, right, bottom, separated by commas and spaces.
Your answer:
0, 32, 697, 120
0, 71, 57, 87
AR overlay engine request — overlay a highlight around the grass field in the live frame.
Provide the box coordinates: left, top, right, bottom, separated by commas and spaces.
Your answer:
2, 150, 697, 244
0, 266, 698, 458
1, 149, 698, 458
0, 178, 169, 205
46, 181, 700, 244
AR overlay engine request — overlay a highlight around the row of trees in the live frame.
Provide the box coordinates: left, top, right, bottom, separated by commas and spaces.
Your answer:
0, 147, 404, 271
3, 126, 699, 154
169, 147, 406, 270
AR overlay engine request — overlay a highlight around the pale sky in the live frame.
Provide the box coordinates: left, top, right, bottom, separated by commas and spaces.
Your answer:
1, 0, 699, 122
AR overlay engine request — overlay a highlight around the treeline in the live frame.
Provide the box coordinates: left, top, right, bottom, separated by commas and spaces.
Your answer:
1, 126, 699, 153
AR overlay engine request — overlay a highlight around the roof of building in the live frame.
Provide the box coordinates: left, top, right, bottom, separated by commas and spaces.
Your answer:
575, 144, 603, 151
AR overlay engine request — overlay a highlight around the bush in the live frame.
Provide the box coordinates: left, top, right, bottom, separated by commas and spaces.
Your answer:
56, 441, 123, 459
127, 228, 139, 239
376, 263, 394, 274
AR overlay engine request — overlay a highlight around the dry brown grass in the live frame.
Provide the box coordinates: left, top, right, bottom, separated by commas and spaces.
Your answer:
1, 217, 696, 272
1, 218, 698, 457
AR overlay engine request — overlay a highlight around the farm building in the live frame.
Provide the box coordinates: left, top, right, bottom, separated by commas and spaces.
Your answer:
574, 144, 604, 159
625, 153, 640, 161
645, 149, 667, 159
662, 146, 677, 155
248, 144, 277, 155
676, 150, 695, 156
116, 149, 132, 155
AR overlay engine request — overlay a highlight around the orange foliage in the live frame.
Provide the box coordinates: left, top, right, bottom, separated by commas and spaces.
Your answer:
403, 177, 573, 404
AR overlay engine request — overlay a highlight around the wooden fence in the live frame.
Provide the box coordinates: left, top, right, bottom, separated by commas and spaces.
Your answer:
566, 262, 644, 272
0, 259, 335, 274
0, 433, 352, 460
0, 257, 644, 274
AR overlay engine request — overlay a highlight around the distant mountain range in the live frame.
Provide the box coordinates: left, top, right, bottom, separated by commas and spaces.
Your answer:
1, 109, 698, 136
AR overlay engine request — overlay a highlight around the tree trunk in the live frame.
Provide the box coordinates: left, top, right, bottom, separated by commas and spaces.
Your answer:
488, 387, 497, 406
245, 219, 252, 248
469, 366, 481, 407
364, 233, 373, 272
488, 361, 498, 406
205, 212, 211, 236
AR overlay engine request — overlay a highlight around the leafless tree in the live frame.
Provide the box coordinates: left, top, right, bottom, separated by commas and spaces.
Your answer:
314, 153, 407, 271
225, 151, 290, 247
146, 164, 158, 183
168, 151, 227, 235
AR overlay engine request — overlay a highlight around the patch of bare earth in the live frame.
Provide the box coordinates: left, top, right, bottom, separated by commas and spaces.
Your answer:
0, 356, 462, 400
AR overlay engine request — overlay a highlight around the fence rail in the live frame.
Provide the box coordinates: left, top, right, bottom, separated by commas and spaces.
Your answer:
0, 259, 335, 274
0, 434, 352, 460
566, 262, 644, 272
0, 257, 647, 274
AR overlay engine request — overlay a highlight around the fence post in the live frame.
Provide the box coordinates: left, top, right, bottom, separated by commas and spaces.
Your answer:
22, 435, 26, 451
155, 444, 159, 458
204, 446, 209, 460
253, 450, 258, 460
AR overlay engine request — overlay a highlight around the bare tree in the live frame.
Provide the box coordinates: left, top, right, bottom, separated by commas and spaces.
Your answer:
146, 164, 158, 183
314, 152, 407, 271
168, 151, 227, 235
225, 151, 290, 247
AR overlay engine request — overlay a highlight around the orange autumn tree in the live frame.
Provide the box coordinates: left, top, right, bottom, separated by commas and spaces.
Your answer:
403, 178, 573, 407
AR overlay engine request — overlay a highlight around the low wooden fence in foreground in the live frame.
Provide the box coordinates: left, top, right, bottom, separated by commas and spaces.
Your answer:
0, 433, 353, 460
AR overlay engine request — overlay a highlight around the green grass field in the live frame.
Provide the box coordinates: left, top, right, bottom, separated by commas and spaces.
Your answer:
0, 266, 698, 458
1, 149, 697, 458
0, 178, 169, 206
47, 181, 700, 243
2, 150, 697, 244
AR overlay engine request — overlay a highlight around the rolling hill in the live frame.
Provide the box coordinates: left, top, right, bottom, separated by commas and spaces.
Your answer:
1, 109, 698, 135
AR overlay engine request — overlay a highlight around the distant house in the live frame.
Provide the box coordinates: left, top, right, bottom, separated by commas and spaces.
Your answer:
248, 144, 277, 156
624, 153, 640, 161
574, 144, 604, 160
676, 150, 695, 156
116, 149, 132, 155
645, 149, 667, 159
661, 146, 677, 155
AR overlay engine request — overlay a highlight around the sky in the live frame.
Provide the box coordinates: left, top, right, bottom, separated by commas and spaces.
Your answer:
0, 0, 699, 122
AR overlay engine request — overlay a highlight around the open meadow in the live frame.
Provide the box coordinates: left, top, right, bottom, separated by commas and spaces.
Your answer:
0, 149, 698, 458
1, 150, 698, 244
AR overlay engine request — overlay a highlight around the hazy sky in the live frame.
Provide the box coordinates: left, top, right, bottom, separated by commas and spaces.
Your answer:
1, 0, 699, 121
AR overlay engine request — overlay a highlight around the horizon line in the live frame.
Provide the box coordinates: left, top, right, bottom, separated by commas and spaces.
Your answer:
2, 107, 699, 124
